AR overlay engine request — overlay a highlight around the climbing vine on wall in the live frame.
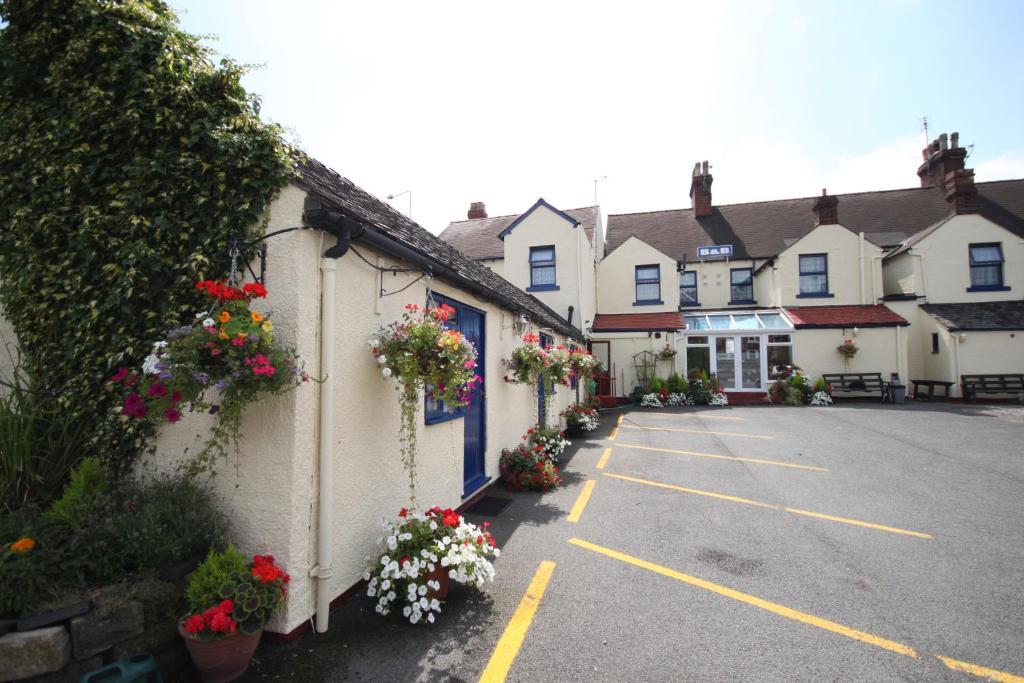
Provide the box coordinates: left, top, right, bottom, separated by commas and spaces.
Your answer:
0, 0, 293, 475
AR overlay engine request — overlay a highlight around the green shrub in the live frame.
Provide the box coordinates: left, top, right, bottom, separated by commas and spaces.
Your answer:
666, 372, 686, 394
785, 386, 805, 406
649, 378, 665, 393
45, 457, 108, 526
814, 376, 829, 393
186, 545, 248, 613
0, 356, 93, 513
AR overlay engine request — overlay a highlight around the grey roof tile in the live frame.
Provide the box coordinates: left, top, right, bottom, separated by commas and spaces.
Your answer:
440, 206, 600, 260
920, 301, 1024, 331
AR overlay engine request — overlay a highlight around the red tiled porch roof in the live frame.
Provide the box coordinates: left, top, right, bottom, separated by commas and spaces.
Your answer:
784, 304, 908, 329
592, 312, 685, 333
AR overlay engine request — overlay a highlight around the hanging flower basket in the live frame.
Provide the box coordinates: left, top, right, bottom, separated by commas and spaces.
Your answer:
837, 339, 859, 359
370, 304, 480, 504
656, 344, 677, 361
115, 280, 310, 474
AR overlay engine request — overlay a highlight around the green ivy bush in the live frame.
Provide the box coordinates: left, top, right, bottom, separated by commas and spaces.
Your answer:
0, 0, 292, 477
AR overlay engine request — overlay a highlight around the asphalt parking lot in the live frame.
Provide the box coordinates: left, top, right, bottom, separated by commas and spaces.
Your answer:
243, 402, 1024, 682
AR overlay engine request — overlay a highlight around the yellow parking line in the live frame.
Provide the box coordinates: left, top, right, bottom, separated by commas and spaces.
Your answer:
616, 442, 827, 472
619, 423, 774, 440
596, 447, 612, 470
567, 479, 597, 522
608, 426, 618, 441
938, 655, 1024, 683
604, 472, 778, 509
478, 560, 556, 683
617, 413, 624, 425
604, 472, 931, 539
784, 507, 933, 540
568, 538, 918, 658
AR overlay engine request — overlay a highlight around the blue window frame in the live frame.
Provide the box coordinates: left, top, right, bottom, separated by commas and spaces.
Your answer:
528, 246, 558, 291
679, 270, 699, 307
798, 253, 831, 297
424, 295, 465, 425
635, 265, 662, 304
968, 243, 1008, 291
729, 268, 754, 304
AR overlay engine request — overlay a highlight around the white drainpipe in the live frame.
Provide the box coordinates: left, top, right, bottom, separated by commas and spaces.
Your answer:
858, 232, 866, 304
314, 258, 337, 632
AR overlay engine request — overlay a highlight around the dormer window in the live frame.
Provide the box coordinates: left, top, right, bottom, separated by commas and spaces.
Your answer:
968, 243, 1007, 291
634, 265, 662, 305
528, 245, 557, 291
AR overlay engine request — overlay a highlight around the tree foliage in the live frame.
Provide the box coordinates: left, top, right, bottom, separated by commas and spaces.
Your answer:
0, 0, 292, 475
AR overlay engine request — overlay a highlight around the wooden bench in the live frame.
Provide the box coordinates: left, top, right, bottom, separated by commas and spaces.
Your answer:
960, 374, 1024, 402
911, 379, 955, 401
822, 373, 889, 401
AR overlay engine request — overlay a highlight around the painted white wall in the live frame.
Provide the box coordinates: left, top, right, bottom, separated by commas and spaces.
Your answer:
899, 214, 1024, 302
686, 260, 752, 310
503, 204, 588, 328
792, 326, 907, 382
145, 184, 577, 634
589, 331, 672, 395
598, 237, 678, 314
772, 223, 883, 306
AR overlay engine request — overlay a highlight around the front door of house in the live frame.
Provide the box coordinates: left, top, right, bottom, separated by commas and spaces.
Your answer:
459, 305, 487, 496
713, 335, 763, 390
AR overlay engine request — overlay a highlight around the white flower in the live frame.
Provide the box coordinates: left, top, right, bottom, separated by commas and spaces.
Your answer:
152, 340, 168, 349
381, 555, 391, 566
418, 585, 427, 596
427, 613, 435, 623
441, 536, 451, 546
141, 354, 161, 375
429, 521, 438, 531
430, 599, 440, 610
419, 597, 429, 610
381, 579, 390, 590
403, 606, 411, 617
377, 355, 387, 364
368, 338, 379, 348
382, 367, 393, 378
202, 317, 215, 328
387, 591, 396, 601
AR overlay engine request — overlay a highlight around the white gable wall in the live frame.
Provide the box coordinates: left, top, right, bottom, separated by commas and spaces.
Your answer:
598, 237, 679, 314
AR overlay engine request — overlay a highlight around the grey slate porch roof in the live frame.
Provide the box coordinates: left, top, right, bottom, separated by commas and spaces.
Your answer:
920, 301, 1024, 331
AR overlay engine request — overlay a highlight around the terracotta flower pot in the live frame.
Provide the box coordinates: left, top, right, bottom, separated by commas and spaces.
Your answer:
427, 565, 451, 600
178, 623, 262, 683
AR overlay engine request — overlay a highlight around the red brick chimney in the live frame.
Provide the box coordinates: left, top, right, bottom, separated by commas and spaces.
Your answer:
467, 202, 487, 220
812, 189, 839, 225
917, 132, 967, 190
689, 161, 713, 217
945, 168, 978, 214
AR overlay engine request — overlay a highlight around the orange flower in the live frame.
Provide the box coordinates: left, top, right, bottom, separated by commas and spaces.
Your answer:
251, 311, 264, 324
219, 311, 231, 323
218, 331, 229, 340
10, 537, 35, 553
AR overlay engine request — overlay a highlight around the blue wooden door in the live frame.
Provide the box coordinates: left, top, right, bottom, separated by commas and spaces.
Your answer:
459, 306, 487, 495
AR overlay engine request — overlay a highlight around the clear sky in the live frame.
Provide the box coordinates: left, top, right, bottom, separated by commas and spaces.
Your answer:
171, 0, 1024, 234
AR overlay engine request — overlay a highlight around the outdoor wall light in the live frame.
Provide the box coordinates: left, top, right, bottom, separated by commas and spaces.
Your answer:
513, 315, 528, 335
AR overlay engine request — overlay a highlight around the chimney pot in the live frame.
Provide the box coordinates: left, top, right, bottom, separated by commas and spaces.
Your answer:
467, 201, 487, 220
689, 161, 713, 217
917, 132, 968, 189
812, 188, 839, 225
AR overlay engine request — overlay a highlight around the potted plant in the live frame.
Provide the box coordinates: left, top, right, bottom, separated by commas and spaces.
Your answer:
370, 304, 480, 504
115, 279, 311, 474
365, 507, 498, 625
503, 333, 571, 423
499, 445, 561, 491
522, 425, 570, 461
837, 339, 858, 359
560, 403, 599, 437
656, 344, 677, 361
179, 547, 289, 682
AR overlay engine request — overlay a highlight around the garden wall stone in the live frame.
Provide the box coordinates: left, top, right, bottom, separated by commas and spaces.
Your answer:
69, 602, 144, 660
0, 626, 70, 682
24, 655, 101, 682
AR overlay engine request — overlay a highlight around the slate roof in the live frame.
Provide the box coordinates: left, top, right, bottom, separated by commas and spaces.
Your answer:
606, 179, 1024, 262
440, 205, 600, 260
591, 312, 685, 333
292, 155, 583, 339
784, 305, 908, 328
920, 301, 1024, 331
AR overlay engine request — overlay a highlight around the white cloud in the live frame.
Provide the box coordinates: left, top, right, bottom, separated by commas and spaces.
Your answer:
975, 152, 1024, 182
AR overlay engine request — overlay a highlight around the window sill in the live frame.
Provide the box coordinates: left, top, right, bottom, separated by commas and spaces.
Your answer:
633, 300, 664, 306
728, 299, 757, 306
966, 285, 1010, 292
679, 302, 701, 309
526, 284, 560, 292
425, 411, 464, 426
796, 292, 834, 299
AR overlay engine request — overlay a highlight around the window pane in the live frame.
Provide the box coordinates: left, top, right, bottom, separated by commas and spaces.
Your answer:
532, 265, 555, 285
767, 346, 793, 379
800, 273, 828, 293
799, 255, 826, 273
971, 264, 1001, 287
730, 314, 759, 329
686, 315, 710, 330
687, 336, 709, 345
767, 334, 792, 344
759, 314, 788, 329
715, 337, 735, 387
636, 282, 660, 301
681, 271, 697, 286
686, 346, 710, 377
530, 247, 554, 263
730, 284, 753, 301
637, 266, 660, 280
969, 245, 1002, 264
731, 269, 752, 285
708, 315, 733, 329
680, 285, 698, 304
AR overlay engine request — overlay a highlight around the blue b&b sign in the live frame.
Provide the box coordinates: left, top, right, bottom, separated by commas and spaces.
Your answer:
697, 244, 733, 258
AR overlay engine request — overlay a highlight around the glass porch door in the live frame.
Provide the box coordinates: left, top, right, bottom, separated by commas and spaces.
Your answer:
713, 335, 763, 390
